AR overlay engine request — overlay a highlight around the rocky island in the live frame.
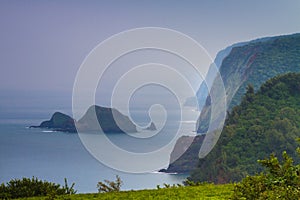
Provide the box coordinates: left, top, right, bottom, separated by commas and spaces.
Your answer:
77, 105, 137, 133
31, 105, 155, 133
145, 122, 157, 131
30, 112, 76, 133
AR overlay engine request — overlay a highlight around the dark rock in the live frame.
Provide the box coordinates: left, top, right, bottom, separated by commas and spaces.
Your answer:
145, 122, 157, 131
31, 105, 138, 133
160, 135, 205, 174
77, 105, 137, 133
30, 112, 77, 133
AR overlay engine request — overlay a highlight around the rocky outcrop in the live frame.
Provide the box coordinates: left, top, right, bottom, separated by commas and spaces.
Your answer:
31, 105, 139, 133
77, 105, 137, 133
160, 135, 205, 174
30, 112, 76, 133
145, 122, 157, 131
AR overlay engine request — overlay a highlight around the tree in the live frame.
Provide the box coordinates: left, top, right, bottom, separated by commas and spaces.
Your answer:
97, 175, 123, 193
232, 141, 300, 199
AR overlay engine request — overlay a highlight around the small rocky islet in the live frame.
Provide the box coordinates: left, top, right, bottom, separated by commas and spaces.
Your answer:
30, 105, 156, 133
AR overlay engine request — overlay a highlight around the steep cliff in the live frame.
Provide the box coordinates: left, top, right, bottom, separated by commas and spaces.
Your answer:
198, 33, 300, 133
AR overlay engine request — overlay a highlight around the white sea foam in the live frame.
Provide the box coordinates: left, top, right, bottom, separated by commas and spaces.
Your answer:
42, 130, 56, 133
181, 120, 196, 124
151, 171, 178, 175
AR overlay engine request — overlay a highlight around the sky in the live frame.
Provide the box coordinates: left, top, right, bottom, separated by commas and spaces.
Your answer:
0, 0, 300, 114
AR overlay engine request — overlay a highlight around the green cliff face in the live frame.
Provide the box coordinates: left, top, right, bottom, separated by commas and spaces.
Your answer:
188, 73, 300, 183
198, 33, 300, 133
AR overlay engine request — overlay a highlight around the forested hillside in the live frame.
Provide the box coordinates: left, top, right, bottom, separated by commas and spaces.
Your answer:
189, 73, 300, 183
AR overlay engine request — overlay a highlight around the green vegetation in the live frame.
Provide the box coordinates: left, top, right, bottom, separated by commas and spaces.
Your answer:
16, 184, 234, 200
97, 175, 123, 193
227, 33, 300, 109
232, 140, 300, 199
189, 73, 300, 183
198, 33, 300, 133
0, 177, 76, 199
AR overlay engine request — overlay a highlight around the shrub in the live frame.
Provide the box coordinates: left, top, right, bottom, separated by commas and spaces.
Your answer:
97, 175, 123, 193
0, 177, 76, 199
232, 149, 300, 199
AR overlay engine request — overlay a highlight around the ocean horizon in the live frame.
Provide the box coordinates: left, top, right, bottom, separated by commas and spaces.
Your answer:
0, 98, 195, 193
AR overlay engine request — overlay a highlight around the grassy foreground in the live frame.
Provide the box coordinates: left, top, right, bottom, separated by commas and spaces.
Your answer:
19, 184, 234, 200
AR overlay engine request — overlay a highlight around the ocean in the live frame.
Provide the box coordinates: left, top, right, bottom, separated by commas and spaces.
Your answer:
0, 94, 197, 193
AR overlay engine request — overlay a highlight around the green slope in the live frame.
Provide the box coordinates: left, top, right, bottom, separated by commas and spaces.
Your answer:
198, 33, 300, 133
189, 73, 300, 183
18, 184, 234, 200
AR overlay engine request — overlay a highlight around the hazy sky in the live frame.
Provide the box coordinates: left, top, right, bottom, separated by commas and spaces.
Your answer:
0, 0, 300, 95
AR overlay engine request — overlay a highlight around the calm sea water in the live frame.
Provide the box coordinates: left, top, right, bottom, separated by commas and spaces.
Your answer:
0, 100, 198, 193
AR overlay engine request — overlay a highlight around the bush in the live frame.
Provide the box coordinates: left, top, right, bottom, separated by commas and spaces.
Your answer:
97, 175, 123, 193
232, 149, 300, 199
0, 177, 76, 199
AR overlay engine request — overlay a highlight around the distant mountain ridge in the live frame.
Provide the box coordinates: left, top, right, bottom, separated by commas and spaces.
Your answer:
194, 36, 272, 110
197, 33, 300, 133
